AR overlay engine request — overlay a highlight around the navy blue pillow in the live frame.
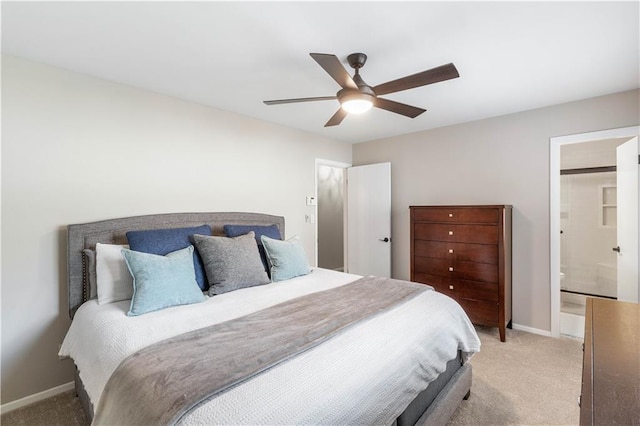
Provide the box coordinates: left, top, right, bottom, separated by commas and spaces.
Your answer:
126, 225, 211, 290
223, 224, 282, 274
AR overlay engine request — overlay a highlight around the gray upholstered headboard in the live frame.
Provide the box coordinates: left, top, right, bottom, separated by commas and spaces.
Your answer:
67, 212, 285, 319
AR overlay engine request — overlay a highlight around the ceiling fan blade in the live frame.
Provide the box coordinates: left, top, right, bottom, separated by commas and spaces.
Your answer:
373, 63, 459, 96
374, 98, 426, 118
324, 108, 348, 127
264, 96, 336, 105
310, 53, 358, 90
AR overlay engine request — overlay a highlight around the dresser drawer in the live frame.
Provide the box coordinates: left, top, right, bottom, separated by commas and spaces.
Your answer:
454, 279, 499, 302
458, 298, 500, 327
414, 223, 498, 244
453, 260, 498, 283
413, 256, 450, 278
414, 240, 497, 264
412, 207, 499, 224
413, 256, 498, 283
413, 272, 444, 287
412, 273, 454, 297
413, 273, 498, 303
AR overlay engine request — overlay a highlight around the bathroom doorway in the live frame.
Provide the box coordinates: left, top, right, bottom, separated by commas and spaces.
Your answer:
315, 159, 350, 271
550, 126, 639, 338
560, 140, 620, 318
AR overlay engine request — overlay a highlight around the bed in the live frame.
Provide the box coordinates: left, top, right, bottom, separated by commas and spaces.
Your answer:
60, 212, 480, 425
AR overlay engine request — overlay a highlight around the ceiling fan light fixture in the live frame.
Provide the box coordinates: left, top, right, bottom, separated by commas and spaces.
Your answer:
339, 92, 374, 114
264, 53, 460, 127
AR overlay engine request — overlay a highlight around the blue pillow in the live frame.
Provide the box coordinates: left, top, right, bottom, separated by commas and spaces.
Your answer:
126, 225, 211, 290
121, 246, 206, 316
260, 235, 311, 282
224, 224, 282, 274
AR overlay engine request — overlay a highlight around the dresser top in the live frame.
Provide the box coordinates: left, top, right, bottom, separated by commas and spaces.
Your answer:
409, 205, 513, 209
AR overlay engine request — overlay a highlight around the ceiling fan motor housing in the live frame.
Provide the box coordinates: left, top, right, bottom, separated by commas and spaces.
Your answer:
347, 53, 368, 69
345, 53, 376, 99
337, 86, 376, 105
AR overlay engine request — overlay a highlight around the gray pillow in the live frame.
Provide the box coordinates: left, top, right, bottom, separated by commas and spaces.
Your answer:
82, 249, 97, 300
193, 232, 270, 296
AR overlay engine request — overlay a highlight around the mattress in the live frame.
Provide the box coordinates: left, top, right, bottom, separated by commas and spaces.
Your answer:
60, 267, 480, 424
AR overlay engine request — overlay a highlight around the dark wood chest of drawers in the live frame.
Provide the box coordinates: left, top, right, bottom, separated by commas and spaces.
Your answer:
410, 205, 512, 341
580, 298, 640, 425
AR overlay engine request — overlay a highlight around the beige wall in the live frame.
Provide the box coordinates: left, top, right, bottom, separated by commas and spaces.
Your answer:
352, 89, 639, 333
1, 55, 351, 404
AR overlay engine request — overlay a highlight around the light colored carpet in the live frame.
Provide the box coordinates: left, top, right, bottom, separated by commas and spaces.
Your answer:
448, 326, 583, 425
1, 326, 583, 425
0, 389, 87, 426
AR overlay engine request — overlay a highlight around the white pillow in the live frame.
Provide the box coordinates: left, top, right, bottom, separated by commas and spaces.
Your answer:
96, 243, 133, 305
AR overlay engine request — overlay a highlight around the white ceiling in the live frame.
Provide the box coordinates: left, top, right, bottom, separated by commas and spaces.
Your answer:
2, 1, 639, 144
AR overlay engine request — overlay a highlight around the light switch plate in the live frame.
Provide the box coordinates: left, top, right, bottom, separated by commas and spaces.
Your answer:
306, 196, 316, 206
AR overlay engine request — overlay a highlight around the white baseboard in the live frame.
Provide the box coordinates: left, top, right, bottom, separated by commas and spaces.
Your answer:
512, 322, 552, 337
1, 381, 74, 415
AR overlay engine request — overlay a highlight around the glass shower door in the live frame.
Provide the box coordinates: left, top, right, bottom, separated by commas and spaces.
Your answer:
560, 170, 617, 316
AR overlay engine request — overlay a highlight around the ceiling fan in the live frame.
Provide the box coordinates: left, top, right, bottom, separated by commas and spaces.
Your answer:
263, 53, 459, 127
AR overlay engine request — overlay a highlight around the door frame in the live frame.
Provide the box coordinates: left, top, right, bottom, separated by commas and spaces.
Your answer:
549, 125, 639, 337
315, 158, 351, 269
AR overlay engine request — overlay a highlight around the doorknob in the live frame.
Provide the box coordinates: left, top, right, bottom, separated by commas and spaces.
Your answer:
612, 246, 621, 253
379, 237, 390, 242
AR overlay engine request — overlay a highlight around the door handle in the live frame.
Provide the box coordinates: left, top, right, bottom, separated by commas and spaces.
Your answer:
612, 246, 621, 253
379, 237, 390, 243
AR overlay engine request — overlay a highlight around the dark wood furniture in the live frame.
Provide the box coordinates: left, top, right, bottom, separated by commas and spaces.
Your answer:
410, 205, 512, 341
580, 298, 640, 425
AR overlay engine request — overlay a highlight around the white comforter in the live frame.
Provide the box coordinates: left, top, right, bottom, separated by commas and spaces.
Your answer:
60, 268, 480, 425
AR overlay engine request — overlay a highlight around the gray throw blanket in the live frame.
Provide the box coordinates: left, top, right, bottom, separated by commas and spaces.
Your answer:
93, 276, 429, 425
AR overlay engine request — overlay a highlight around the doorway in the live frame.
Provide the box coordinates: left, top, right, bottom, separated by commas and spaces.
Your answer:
315, 159, 350, 271
550, 126, 639, 338
560, 141, 620, 326
315, 160, 392, 277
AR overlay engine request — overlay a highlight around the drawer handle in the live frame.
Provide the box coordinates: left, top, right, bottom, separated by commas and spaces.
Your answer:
448, 230, 454, 236
448, 249, 454, 254
448, 213, 453, 218
448, 266, 454, 272
449, 285, 454, 290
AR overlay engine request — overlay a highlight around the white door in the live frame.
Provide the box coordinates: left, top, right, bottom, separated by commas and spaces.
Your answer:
616, 137, 639, 302
346, 162, 391, 277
